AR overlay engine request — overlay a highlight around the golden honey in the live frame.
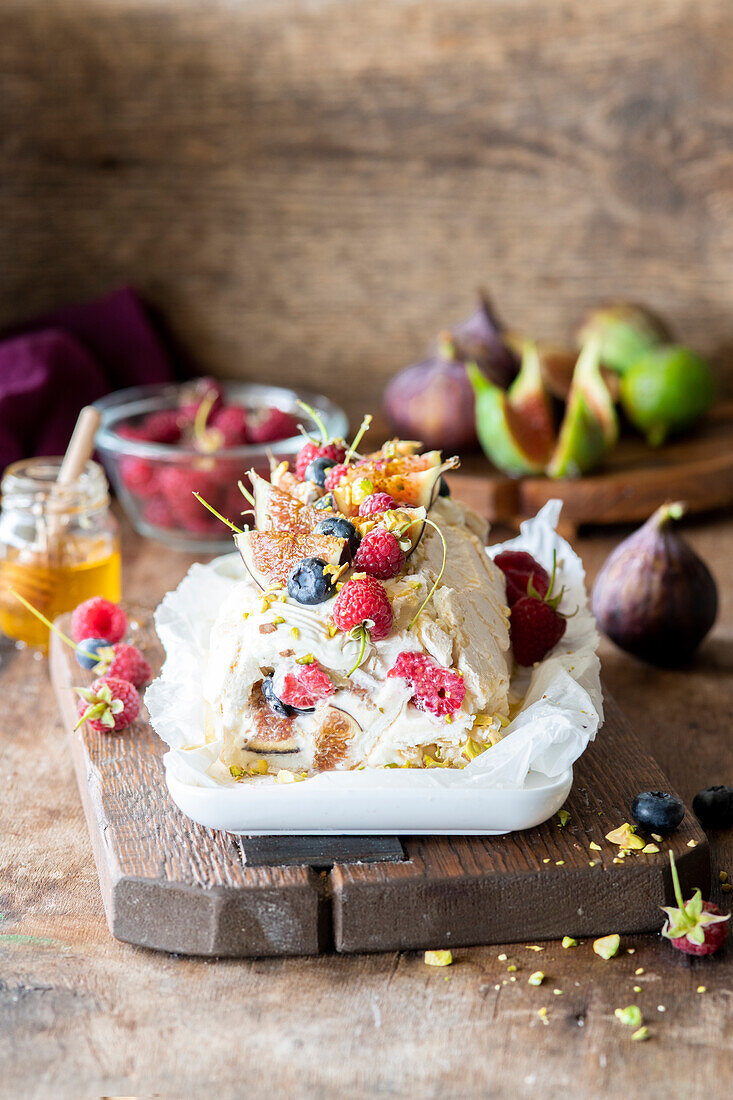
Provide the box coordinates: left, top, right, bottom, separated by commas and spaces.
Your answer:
0, 459, 121, 649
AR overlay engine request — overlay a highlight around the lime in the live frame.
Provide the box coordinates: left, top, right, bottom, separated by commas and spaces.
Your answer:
620, 346, 714, 446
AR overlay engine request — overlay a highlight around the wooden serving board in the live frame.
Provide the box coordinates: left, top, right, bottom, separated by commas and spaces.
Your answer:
451, 401, 733, 530
50, 609, 709, 958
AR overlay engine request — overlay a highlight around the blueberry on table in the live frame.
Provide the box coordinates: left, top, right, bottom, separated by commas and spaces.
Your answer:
692, 786, 733, 829
305, 456, 337, 488
262, 676, 295, 719
631, 791, 685, 834
75, 637, 112, 669
287, 557, 336, 605
314, 517, 361, 559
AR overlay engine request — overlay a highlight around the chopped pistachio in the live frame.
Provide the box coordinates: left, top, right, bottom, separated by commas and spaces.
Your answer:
290, 627, 300, 639
229, 764, 245, 780
271, 615, 286, 626
719, 870, 729, 883
525, 945, 543, 952
722, 883, 733, 893
250, 759, 268, 775
593, 934, 620, 960
562, 936, 578, 949
555, 860, 565, 866
463, 738, 487, 762
274, 769, 296, 784
696, 985, 706, 994
553, 989, 562, 996
424, 950, 452, 967
626, 948, 636, 954
657, 1005, 666, 1012
589, 860, 600, 867
633, 986, 641, 993
687, 839, 698, 848
542, 858, 551, 864
642, 843, 660, 854
528, 971, 545, 986
557, 810, 570, 827
589, 841, 602, 851
631, 1026, 650, 1042
651, 833, 663, 843
497, 953, 508, 961
615, 1005, 642, 1028
635, 967, 644, 975
296, 653, 315, 664
507, 965, 517, 972
605, 823, 645, 850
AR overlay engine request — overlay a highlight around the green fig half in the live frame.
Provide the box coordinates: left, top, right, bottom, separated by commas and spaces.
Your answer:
576, 303, 672, 375
467, 342, 556, 477
547, 337, 619, 478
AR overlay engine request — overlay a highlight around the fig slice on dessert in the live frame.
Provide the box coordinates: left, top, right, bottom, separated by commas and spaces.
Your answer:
313, 704, 362, 770
250, 470, 328, 534
332, 453, 459, 518
235, 530, 348, 588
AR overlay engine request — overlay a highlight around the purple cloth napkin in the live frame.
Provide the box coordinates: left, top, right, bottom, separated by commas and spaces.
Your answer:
0, 286, 176, 473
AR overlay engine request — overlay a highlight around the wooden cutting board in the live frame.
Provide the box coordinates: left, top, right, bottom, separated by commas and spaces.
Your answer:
451, 401, 733, 531
50, 608, 709, 958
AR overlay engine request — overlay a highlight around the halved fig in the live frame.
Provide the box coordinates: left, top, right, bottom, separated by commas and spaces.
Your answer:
235, 530, 348, 588
547, 337, 619, 479
313, 704, 362, 771
332, 453, 459, 518
244, 680, 301, 754
250, 470, 328, 534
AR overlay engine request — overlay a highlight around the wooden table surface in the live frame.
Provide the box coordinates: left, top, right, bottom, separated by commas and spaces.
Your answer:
2, 508, 732, 1099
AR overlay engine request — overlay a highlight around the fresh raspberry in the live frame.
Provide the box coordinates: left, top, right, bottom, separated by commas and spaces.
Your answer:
139, 410, 182, 444
295, 441, 346, 480
388, 652, 466, 717
324, 462, 349, 492
353, 528, 406, 580
249, 408, 300, 445
332, 576, 393, 640
71, 598, 127, 644
117, 424, 149, 441
142, 495, 176, 529
494, 550, 550, 606
359, 492, 397, 517
510, 597, 566, 666
120, 457, 159, 499
91, 642, 152, 687
210, 405, 248, 447
75, 676, 140, 733
279, 662, 335, 709
158, 466, 221, 532
662, 851, 730, 956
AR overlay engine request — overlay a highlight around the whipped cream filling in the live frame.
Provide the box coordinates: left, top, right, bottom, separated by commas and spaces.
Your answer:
203, 497, 511, 773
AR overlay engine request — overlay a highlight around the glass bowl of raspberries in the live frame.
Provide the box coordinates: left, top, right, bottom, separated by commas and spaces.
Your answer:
95, 378, 348, 552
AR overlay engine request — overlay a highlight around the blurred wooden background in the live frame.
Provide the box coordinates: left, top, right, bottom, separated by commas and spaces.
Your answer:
2, 0, 733, 423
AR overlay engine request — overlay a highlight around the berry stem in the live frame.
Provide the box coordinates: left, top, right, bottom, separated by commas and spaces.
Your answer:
237, 480, 256, 507
192, 493, 242, 532
346, 625, 368, 676
193, 391, 220, 453
668, 849, 686, 911
345, 414, 373, 464
296, 400, 329, 445
406, 519, 447, 630
9, 588, 77, 651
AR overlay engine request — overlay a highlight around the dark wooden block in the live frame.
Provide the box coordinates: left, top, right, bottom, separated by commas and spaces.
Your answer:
50, 609, 709, 958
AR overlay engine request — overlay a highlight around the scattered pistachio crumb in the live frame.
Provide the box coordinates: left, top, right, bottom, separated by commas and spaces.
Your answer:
553, 989, 562, 996
613, 857, 624, 864
589, 860, 600, 867
593, 934, 620, 960
528, 971, 545, 986
507, 965, 517, 972
537, 1007, 548, 1016
633, 986, 641, 993
526, 945, 543, 952
687, 839, 698, 848
557, 810, 570, 827
494, 984, 500, 991
606, 823, 644, 849
635, 967, 644, 975
542, 858, 551, 864
642, 843, 660, 854
589, 841, 602, 851
424, 950, 452, 967
651, 833, 663, 843
719, 870, 729, 883
555, 860, 565, 866
614, 1005, 642, 1028
497, 953, 507, 961
626, 948, 636, 955
509, 976, 516, 982
290, 627, 300, 639
296, 653, 315, 664
722, 884, 733, 893
229, 764, 245, 780
657, 1006, 666, 1013
272, 615, 285, 626
631, 1026, 650, 1042
562, 937, 578, 949
697, 985, 706, 994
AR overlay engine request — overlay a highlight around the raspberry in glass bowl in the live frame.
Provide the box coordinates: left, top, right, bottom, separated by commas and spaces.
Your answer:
94, 380, 348, 552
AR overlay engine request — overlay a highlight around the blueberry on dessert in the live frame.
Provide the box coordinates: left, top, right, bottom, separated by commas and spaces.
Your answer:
262, 675, 297, 718
305, 456, 338, 488
287, 557, 337, 605
314, 517, 361, 559
631, 791, 685, 834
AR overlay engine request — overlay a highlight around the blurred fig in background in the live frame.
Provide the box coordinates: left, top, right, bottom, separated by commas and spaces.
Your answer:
382, 337, 477, 451
547, 337, 618, 479
620, 345, 715, 447
467, 342, 555, 476
576, 303, 672, 374
591, 502, 718, 667
450, 291, 520, 389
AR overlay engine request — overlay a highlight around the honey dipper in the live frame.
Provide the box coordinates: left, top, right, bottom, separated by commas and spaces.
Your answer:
1, 406, 102, 609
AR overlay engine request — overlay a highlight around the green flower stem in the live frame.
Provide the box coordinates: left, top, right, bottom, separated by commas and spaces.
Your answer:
345, 414, 373, 464
346, 625, 368, 676
192, 493, 242, 532
237, 480, 256, 507
669, 850, 686, 911
9, 588, 77, 651
296, 400, 329, 444
405, 518, 447, 630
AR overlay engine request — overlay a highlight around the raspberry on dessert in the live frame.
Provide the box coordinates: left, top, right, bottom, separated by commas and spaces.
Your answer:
494, 550, 550, 606
353, 528, 406, 580
120, 457, 158, 499
359, 492, 398, 517
75, 676, 140, 733
279, 662, 335, 710
92, 642, 152, 688
388, 651, 466, 718
249, 408, 300, 445
295, 441, 346, 481
332, 576, 393, 641
324, 463, 349, 492
71, 598, 127, 644
510, 596, 566, 666
211, 405, 248, 447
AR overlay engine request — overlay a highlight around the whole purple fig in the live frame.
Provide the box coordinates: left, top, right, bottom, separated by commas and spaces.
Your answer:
450, 291, 520, 389
382, 339, 477, 450
591, 503, 718, 667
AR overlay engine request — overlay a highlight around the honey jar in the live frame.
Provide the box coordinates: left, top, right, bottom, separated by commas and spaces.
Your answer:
0, 458, 121, 647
